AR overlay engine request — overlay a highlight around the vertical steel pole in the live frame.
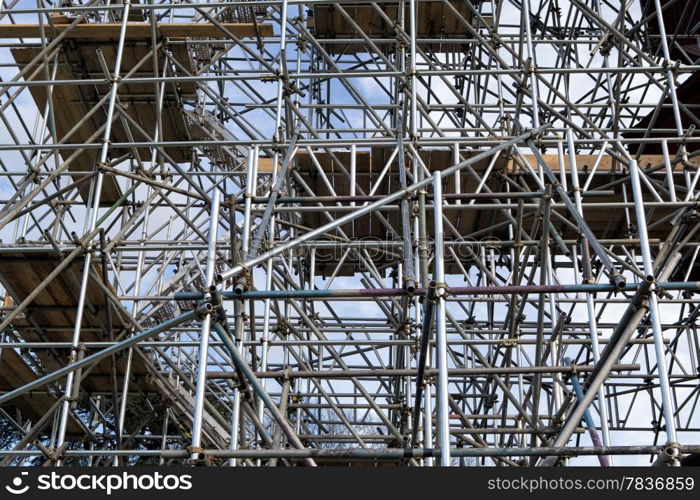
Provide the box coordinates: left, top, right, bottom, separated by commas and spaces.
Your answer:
651, 0, 687, 164
453, 143, 461, 205
423, 375, 434, 466
567, 129, 611, 452
661, 140, 677, 203
190, 192, 221, 459
114, 346, 133, 465
522, 0, 539, 129
273, 0, 290, 143
227, 295, 245, 467
242, 146, 257, 255
257, 147, 273, 462
55, 0, 132, 452
432, 174, 450, 466
414, 145, 432, 466
409, 0, 418, 139
350, 144, 357, 206
628, 159, 678, 459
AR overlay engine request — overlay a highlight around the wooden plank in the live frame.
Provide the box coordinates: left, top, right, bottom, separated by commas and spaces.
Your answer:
511, 153, 696, 172
298, 148, 697, 184
257, 157, 275, 173
0, 22, 273, 39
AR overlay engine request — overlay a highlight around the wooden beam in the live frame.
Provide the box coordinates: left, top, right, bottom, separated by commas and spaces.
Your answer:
511, 153, 697, 172
0, 22, 273, 40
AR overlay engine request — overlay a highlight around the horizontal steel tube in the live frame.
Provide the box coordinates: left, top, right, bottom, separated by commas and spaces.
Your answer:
2, 445, 699, 459
175, 281, 700, 301
207, 364, 639, 379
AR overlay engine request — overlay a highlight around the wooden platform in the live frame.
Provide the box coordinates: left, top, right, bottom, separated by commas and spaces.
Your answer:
295, 148, 696, 275
11, 40, 197, 204
0, 22, 273, 40
0, 251, 154, 411
0, 249, 226, 439
312, 1, 488, 53
0, 347, 83, 435
9, 20, 274, 205
295, 148, 499, 275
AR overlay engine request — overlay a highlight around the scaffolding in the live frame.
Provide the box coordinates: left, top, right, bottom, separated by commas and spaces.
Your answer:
0, 0, 698, 467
